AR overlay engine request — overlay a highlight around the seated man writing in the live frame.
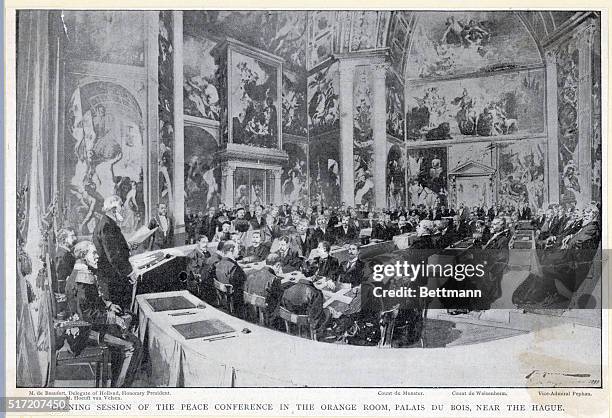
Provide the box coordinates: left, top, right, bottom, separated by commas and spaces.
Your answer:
244, 253, 284, 321
65, 241, 142, 388
186, 235, 212, 299
280, 276, 329, 334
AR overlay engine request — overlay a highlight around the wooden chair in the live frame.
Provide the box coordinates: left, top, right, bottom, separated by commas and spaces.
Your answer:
213, 279, 235, 315
46, 288, 110, 388
278, 306, 317, 340
243, 291, 267, 326
378, 304, 400, 348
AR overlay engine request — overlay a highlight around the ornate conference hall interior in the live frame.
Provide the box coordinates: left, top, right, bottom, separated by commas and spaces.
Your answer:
14, 10, 603, 388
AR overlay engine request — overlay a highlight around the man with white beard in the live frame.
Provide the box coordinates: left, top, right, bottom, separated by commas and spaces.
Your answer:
93, 195, 138, 310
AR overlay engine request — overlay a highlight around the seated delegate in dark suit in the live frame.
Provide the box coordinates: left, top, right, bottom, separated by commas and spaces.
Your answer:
186, 236, 212, 298
447, 215, 468, 243
198, 207, 218, 241
539, 206, 601, 298
360, 212, 378, 230
313, 241, 340, 280
338, 244, 366, 287
275, 235, 303, 272
248, 205, 267, 230
381, 215, 400, 240
349, 209, 362, 231
325, 210, 339, 230
232, 207, 251, 233
244, 253, 284, 317
281, 278, 328, 332
312, 215, 336, 245
263, 212, 282, 241
334, 215, 359, 244
214, 241, 248, 315
196, 241, 224, 304
242, 231, 272, 263
473, 217, 510, 309
372, 219, 388, 241
396, 216, 413, 234
436, 221, 455, 249
245, 204, 256, 221
290, 218, 318, 257
471, 220, 491, 247
66, 241, 142, 388
213, 221, 232, 242
410, 220, 436, 249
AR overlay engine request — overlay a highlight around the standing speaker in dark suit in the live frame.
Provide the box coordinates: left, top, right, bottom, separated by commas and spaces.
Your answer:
93, 196, 137, 310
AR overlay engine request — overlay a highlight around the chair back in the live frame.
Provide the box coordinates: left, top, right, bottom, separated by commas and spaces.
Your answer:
213, 279, 234, 314
278, 306, 310, 327
243, 291, 267, 308
213, 279, 234, 295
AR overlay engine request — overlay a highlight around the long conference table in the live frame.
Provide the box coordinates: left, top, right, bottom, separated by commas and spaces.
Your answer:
129, 238, 397, 306
135, 289, 601, 388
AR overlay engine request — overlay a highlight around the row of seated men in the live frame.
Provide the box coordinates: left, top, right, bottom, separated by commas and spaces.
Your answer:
184, 199, 534, 244
183, 211, 514, 338
184, 234, 424, 345
186, 232, 363, 307
514, 203, 601, 307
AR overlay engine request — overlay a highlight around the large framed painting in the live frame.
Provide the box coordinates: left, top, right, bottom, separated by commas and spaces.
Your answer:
227, 42, 283, 149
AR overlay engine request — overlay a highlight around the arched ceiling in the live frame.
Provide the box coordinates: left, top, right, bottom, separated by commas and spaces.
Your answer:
403, 12, 544, 80
184, 11, 581, 77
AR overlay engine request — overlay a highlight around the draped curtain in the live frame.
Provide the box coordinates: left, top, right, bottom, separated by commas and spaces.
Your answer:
16, 10, 61, 387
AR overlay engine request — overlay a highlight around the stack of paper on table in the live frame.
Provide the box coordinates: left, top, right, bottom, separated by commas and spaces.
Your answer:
126, 226, 157, 245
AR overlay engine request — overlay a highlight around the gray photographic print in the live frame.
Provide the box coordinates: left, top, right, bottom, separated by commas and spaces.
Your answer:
9, 7, 606, 416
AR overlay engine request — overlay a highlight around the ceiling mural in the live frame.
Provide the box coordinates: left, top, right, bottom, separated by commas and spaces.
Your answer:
405, 12, 543, 80
387, 12, 415, 76
307, 11, 391, 70
184, 11, 307, 71
183, 11, 579, 75
307, 11, 337, 69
